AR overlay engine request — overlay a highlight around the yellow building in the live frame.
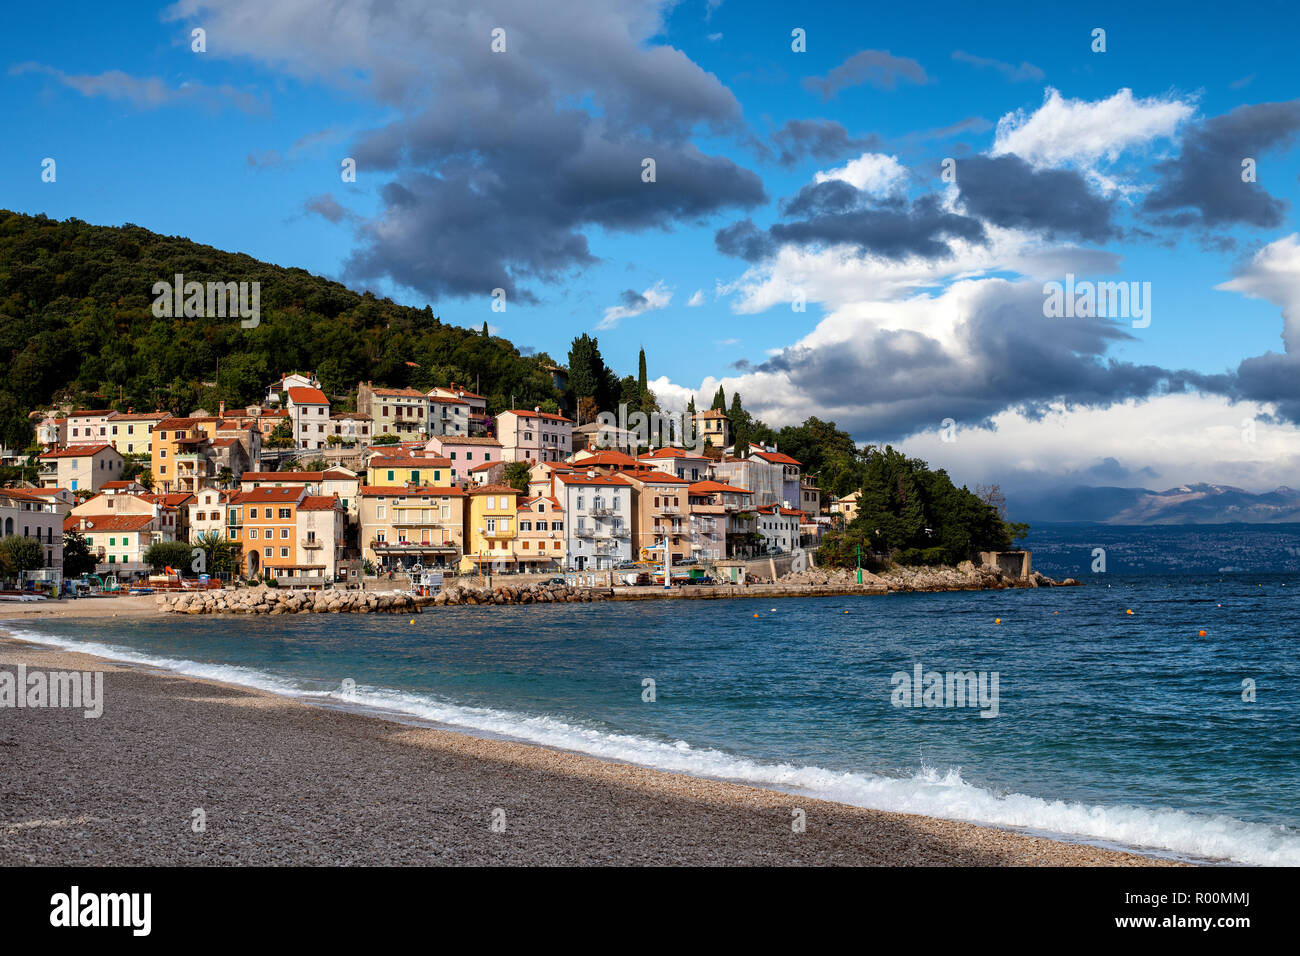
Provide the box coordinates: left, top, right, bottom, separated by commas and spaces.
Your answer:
366, 455, 452, 487
107, 411, 169, 456
459, 483, 520, 574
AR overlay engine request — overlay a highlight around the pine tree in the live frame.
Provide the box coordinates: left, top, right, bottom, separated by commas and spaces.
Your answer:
637, 348, 648, 402
711, 386, 726, 410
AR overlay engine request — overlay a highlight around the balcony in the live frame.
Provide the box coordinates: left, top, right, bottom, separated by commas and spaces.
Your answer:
575, 526, 595, 537
301, 538, 323, 550
591, 506, 614, 517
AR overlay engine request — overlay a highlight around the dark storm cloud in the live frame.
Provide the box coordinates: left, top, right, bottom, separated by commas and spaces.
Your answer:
714, 219, 777, 262
1143, 100, 1300, 228
167, 0, 766, 303
802, 49, 929, 99
770, 119, 883, 166
749, 281, 1225, 440
957, 154, 1117, 242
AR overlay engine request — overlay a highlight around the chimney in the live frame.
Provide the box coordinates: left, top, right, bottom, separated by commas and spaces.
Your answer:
219, 400, 226, 417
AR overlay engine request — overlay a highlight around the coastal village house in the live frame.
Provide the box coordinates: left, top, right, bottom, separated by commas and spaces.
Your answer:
72, 492, 187, 548
831, 491, 860, 523
329, 412, 371, 445
688, 480, 756, 558
514, 494, 565, 571
430, 384, 488, 432
556, 472, 632, 570
39, 443, 125, 493
426, 394, 471, 436
294, 496, 348, 580
692, 409, 730, 450
756, 504, 804, 553
0, 488, 65, 573
357, 383, 430, 439
637, 446, 711, 483
359, 485, 466, 571
266, 371, 320, 407
460, 483, 520, 575
285, 386, 331, 450
67, 409, 114, 444
424, 435, 502, 485
240, 467, 361, 520
496, 409, 574, 464
107, 410, 169, 456
366, 455, 452, 487
66, 512, 166, 573
621, 470, 692, 564
225, 487, 306, 578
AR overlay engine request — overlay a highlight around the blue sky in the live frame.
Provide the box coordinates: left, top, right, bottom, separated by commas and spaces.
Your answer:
4, 0, 1300, 495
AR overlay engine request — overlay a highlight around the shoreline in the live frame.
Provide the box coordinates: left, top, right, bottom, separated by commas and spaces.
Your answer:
0, 628, 1180, 866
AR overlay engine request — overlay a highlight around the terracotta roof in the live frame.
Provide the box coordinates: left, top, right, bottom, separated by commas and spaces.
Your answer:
101, 480, 142, 489
751, 449, 802, 466
468, 461, 502, 472
637, 447, 702, 459
287, 387, 329, 404
110, 411, 168, 421
555, 473, 631, 487
330, 412, 372, 420
518, 495, 564, 512
229, 487, 307, 504
427, 395, 470, 404
299, 495, 344, 511
694, 409, 728, 419
40, 443, 114, 458
359, 485, 465, 496
64, 513, 156, 532
69, 409, 113, 417
757, 505, 807, 516
143, 493, 195, 507
623, 469, 690, 484
471, 483, 521, 495
689, 480, 752, 495
571, 450, 639, 468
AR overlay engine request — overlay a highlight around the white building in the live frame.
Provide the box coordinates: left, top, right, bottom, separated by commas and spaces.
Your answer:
496, 408, 574, 464
555, 472, 632, 570
286, 386, 331, 450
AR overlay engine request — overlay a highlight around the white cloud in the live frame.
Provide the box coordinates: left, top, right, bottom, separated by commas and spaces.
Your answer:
598, 279, 673, 329
992, 87, 1193, 191
687, 289, 706, 306
812, 152, 907, 197
1216, 234, 1300, 353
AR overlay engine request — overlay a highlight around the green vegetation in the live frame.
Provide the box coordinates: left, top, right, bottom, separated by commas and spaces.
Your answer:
191, 531, 241, 576
62, 530, 98, 577
141, 539, 195, 571
502, 460, 531, 493
816, 445, 1025, 567
0, 211, 563, 446
0, 535, 44, 575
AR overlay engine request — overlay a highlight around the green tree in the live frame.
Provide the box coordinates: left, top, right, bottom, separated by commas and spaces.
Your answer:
142, 540, 197, 572
0, 535, 45, 576
503, 460, 532, 492
62, 530, 98, 578
192, 531, 241, 577
710, 386, 726, 410
266, 418, 295, 449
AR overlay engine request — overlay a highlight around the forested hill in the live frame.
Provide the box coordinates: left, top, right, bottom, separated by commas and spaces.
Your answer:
0, 210, 564, 447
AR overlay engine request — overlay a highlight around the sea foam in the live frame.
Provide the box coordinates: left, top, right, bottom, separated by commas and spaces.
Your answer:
10, 627, 1299, 866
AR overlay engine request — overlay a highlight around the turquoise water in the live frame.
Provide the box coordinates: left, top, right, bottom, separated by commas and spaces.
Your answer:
11, 573, 1300, 864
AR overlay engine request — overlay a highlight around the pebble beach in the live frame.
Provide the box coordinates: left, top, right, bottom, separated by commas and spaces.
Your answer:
0, 631, 1176, 866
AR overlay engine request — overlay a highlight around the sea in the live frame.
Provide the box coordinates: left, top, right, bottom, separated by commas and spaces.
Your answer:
8, 522, 1299, 865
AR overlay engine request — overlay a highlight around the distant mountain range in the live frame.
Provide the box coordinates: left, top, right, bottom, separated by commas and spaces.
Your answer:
1012, 483, 1300, 524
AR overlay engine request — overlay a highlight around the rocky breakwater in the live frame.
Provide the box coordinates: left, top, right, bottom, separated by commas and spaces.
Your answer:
432, 582, 610, 606
158, 581, 612, 614
775, 561, 1079, 593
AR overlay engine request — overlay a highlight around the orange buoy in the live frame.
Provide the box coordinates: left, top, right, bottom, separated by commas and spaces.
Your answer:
1126, 609, 1134, 615
1198, 629, 1207, 636
994, 618, 1001, 624
753, 613, 759, 618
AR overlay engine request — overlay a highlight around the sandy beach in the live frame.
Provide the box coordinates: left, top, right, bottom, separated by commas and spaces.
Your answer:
0, 629, 1178, 866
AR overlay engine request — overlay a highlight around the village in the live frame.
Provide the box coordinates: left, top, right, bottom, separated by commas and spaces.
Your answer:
0, 370, 863, 595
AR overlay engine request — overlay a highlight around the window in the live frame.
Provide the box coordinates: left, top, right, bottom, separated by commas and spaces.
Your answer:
250, 529, 258, 539
280, 547, 289, 558
264, 547, 272, 558
387, 470, 395, 482
278, 508, 291, 519
280, 528, 289, 539
410, 471, 419, 483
